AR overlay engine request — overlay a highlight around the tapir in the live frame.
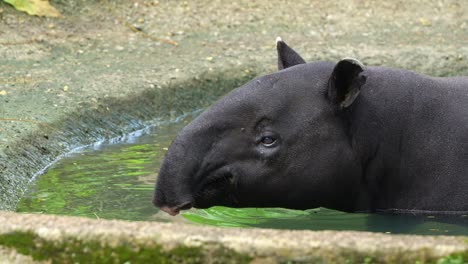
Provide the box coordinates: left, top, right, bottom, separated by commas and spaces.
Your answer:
153, 38, 468, 216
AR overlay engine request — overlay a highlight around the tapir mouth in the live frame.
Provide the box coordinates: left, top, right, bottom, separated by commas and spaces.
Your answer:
201, 171, 234, 192
192, 170, 235, 208
155, 169, 235, 216
159, 201, 193, 216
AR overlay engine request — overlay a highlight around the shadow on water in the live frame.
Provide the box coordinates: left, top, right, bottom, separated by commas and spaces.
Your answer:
16, 113, 468, 236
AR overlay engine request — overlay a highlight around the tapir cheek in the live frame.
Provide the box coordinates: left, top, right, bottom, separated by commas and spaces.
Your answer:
190, 166, 238, 205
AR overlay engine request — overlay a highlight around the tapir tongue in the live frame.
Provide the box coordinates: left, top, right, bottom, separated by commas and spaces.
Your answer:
159, 201, 193, 216
160, 207, 180, 216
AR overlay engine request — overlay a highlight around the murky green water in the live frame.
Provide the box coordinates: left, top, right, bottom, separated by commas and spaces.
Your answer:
17, 114, 468, 236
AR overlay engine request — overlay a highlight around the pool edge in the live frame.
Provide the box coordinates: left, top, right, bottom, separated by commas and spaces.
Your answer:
0, 211, 467, 263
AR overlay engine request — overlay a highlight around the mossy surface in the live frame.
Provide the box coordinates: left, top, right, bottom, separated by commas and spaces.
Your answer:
276, 247, 468, 264
0, 231, 252, 264
1, 229, 468, 264
436, 251, 467, 264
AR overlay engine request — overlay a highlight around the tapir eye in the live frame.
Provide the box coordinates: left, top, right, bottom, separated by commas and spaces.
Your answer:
260, 136, 277, 147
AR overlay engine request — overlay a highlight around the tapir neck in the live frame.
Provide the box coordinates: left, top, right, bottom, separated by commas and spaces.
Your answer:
347, 67, 423, 211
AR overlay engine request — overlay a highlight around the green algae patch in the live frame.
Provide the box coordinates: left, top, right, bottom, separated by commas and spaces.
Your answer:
437, 251, 467, 264
435, 238, 468, 264
0, 231, 251, 264
275, 247, 466, 264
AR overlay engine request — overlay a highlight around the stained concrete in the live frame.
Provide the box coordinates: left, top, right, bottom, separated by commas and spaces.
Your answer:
0, 212, 467, 263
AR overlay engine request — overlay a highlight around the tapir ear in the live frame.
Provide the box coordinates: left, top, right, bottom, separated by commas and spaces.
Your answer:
276, 37, 306, 70
328, 58, 367, 109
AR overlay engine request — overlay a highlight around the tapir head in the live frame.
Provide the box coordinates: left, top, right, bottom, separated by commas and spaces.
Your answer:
153, 38, 367, 215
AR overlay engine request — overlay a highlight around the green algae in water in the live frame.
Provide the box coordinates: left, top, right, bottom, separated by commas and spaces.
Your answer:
17, 116, 468, 236
16, 117, 186, 222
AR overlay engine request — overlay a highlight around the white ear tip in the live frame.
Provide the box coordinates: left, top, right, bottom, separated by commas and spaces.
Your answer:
341, 57, 365, 68
276, 36, 283, 44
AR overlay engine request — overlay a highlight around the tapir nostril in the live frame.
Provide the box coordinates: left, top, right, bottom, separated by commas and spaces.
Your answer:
178, 201, 193, 211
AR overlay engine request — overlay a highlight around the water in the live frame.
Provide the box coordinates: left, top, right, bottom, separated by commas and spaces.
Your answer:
17, 114, 468, 236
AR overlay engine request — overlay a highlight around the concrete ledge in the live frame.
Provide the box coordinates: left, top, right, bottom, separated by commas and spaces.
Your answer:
0, 212, 466, 263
